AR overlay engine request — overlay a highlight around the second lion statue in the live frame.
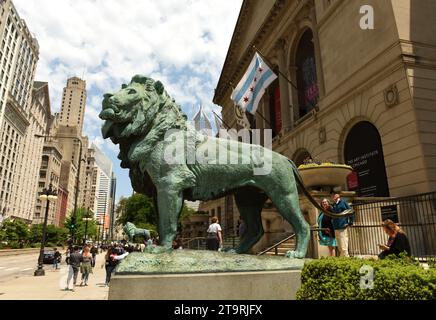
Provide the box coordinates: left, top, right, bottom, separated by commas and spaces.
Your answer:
99, 75, 353, 258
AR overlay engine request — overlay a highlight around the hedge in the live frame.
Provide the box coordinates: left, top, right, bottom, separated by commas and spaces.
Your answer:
297, 256, 436, 300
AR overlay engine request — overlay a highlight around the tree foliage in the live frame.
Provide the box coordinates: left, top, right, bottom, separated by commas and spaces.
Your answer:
0, 219, 29, 242
64, 208, 97, 242
28, 224, 69, 245
116, 194, 200, 237
116, 194, 157, 227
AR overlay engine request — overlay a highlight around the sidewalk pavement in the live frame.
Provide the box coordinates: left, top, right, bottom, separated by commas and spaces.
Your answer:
0, 255, 109, 300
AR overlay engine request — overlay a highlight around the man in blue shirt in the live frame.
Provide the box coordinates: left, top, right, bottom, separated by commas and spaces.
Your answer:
332, 194, 354, 257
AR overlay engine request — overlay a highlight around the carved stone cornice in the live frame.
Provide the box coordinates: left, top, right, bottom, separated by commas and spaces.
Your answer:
4, 96, 30, 136
213, 0, 288, 105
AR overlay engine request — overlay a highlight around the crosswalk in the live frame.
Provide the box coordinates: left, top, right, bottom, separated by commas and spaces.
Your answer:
0, 266, 35, 273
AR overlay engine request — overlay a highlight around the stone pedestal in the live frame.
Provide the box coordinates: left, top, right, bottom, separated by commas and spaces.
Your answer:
108, 251, 305, 300
109, 269, 302, 300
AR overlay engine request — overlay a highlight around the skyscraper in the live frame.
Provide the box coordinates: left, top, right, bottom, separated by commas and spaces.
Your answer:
91, 143, 115, 240
59, 77, 87, 136
0, 0, 41, 221
193, 105, 212, 134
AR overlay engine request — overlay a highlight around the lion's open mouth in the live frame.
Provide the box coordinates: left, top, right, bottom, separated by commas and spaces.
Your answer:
101, 119, 115, 140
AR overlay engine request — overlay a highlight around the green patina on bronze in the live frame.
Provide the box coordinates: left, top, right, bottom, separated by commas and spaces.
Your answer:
116, 251, 306, 275
123, 222, 151, 241
99, 75, 353, 259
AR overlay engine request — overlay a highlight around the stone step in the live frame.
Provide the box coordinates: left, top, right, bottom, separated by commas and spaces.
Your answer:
265, 252, 286, 256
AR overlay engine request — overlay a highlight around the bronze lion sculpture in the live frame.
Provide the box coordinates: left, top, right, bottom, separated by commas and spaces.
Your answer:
99, 75, 353, 258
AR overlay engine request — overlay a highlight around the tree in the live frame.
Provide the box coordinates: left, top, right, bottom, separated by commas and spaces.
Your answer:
64, 208, 97, 243
116, 193, 157, 227
0, 219, 29, 243
179, 205, 197, 222
29, 224, 69, 245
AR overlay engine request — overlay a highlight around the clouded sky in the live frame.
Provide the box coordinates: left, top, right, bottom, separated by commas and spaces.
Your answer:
14, 0, 242, 202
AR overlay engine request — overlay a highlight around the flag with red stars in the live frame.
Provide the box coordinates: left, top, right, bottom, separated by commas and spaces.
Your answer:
230, 52, 277, 115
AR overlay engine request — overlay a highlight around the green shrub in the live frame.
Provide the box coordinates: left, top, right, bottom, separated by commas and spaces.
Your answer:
297, 256, 436, 300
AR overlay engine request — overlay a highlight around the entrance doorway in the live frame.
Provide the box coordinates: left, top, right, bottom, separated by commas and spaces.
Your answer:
344, 121, 390, 197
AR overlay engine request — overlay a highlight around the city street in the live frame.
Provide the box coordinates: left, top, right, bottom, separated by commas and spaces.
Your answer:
0, 252, 109, 300
0, 253, 38, 283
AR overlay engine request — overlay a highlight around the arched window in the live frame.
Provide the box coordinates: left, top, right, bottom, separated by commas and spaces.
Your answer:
296, 29, 319, 118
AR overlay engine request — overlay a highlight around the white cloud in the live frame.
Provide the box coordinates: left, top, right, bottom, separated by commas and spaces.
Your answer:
14, 0, 242, 199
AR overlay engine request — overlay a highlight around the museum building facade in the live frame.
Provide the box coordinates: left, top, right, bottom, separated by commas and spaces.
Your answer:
209, 0, 436, 236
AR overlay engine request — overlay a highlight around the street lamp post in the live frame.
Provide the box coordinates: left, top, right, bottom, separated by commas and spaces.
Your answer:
83, 209, 93, 245
34, 183, 58, 277
35, 134, 84, 245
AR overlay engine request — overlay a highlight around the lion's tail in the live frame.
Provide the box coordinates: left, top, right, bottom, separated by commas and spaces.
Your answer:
289, 159, 355, 218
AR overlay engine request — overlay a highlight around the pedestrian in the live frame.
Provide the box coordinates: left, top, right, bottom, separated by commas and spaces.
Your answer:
378, 219, 411, 259
90, 245, 98, 268
206, 216, 223, 251
318, 199, 337, 257
65, 246, 83, 292
65, 246, 72, 265
331, 194, 354, 257
80, 246, 93, 286
53, 248, 61, 270
104, 247, 129, 286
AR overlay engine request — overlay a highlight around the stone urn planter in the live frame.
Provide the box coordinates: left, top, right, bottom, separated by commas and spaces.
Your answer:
298, 163, 353, 189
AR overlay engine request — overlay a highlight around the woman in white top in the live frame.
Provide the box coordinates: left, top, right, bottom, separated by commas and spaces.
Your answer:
206, 217, 223, 251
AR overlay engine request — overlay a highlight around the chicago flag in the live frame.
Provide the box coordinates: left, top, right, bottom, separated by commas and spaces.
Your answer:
231, 52, 278, 115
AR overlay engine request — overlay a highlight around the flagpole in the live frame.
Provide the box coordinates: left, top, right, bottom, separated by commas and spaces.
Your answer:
212, 110, 233, 131
228, 81, 277, 136
254, 109, 277, 136
253, 45, 298, 91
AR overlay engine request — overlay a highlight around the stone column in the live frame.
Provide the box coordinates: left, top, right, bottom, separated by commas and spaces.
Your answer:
310, 8, 325, 98
289, 65, 300, 123
276, 39, 293, 133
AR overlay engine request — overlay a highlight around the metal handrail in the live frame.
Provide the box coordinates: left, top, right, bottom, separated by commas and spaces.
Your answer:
257, 233, 296, 256
182, 237, 206, 249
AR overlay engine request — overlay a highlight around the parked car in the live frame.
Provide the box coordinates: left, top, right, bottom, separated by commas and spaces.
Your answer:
42, 250, 61, 264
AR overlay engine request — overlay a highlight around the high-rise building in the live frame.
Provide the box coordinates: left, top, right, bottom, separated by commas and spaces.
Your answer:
80, 147, 98, 212
91, 144, 114, 240
108, 173, 117, 241
12, 82, 51, 222
34, 138, 63, 225
58, 77, 87, 136
193, 105, 212, 134
0, 0, 40, 221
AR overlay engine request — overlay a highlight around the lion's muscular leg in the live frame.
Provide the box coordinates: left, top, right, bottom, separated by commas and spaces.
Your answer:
156, 189, 183, 248
268, 190, 310, 259
234, 188, 267, 254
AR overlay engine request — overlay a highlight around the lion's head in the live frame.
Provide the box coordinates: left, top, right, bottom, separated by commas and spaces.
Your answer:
99, 75, 189, 171
99, 75, 169, 145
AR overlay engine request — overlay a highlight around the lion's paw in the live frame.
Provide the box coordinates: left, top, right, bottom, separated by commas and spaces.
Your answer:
223, 248, 237, 254
145, 245, 173, 254
285, 250, 305, 259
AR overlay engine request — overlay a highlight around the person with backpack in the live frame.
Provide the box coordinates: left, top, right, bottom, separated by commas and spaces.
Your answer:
104, 247, 129, 286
